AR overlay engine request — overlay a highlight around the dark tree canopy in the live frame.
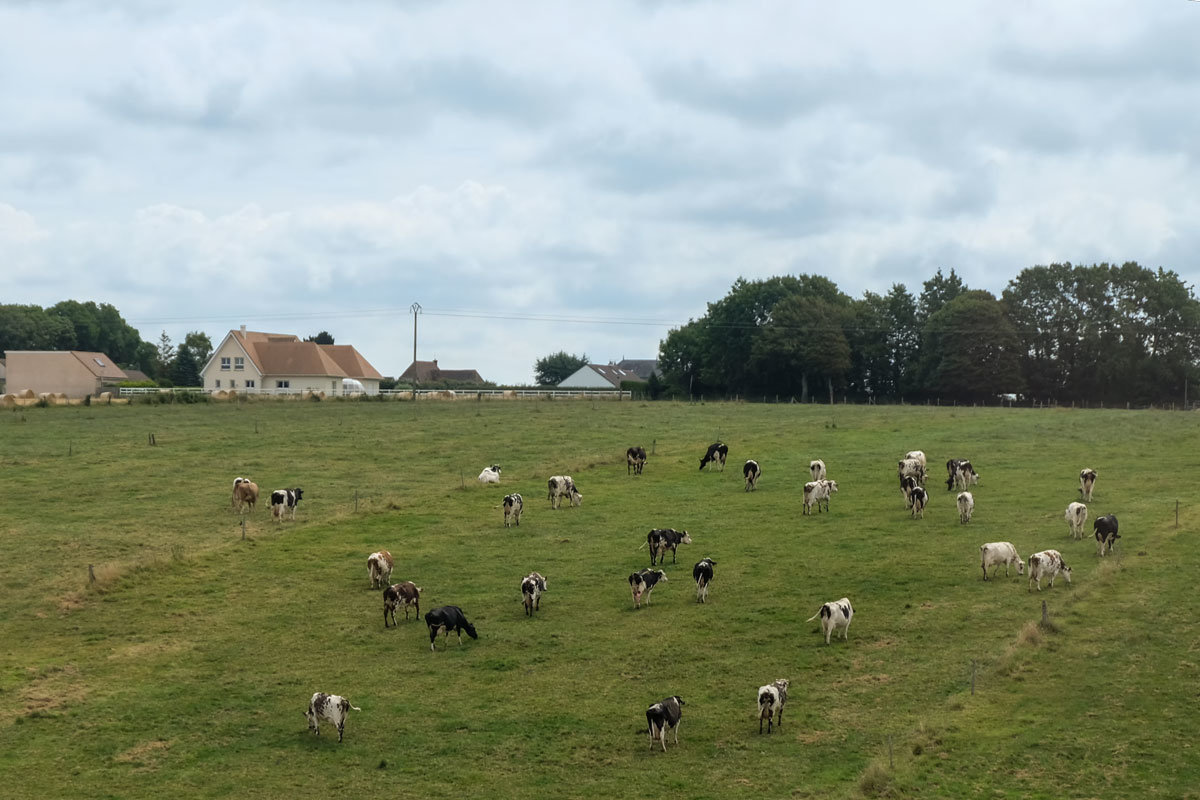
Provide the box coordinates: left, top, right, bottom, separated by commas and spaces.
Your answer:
534, 351, 589, 385
305, 331, 335, 345
657, 263, 1199, 405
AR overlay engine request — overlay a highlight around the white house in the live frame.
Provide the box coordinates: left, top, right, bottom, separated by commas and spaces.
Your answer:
558, 363, 646, 389
200, 327, 383, 395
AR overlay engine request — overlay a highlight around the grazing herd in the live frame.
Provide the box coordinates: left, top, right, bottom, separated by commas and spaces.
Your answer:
235, 436, 1120, 748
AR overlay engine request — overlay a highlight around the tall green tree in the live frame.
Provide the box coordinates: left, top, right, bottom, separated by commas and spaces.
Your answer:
751, 295, 852, 401
305, 331, 335, 345
659, 321, 707, 397
182, 331, 214, 368
170, 344, 202, 387
917, 268, 967, 323
0, 304, 77, 352
917, 291, 1024, 402
534, 351, 588, 385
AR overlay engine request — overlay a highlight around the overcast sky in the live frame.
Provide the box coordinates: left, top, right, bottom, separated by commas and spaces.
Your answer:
2, 1, 1197, 384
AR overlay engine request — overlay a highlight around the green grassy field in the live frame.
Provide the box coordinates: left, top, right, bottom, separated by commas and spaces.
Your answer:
0, 399, 1196, 799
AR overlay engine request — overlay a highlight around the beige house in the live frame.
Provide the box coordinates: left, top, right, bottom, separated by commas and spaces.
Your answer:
4, 351, 128, 397
200, 327, 383, 395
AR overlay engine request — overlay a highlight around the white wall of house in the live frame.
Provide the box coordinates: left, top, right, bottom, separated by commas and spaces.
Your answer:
201, 336, 264, 392
557, 366, 615, 389
261, 375, 343, 394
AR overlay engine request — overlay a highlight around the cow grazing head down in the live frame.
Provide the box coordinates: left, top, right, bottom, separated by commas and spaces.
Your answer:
699, 442, 728, 471
304, 692, 361, 742
424, 606, 478, 651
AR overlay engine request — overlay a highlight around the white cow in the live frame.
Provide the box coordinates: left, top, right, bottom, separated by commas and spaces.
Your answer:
1065, 502, 1088, 540
478, 465, 501, 484
304, 692, 361, 743
898, 457, 926, 485
802, 480, 837, 515
979, 542, 1024, 580
905, 450, 927, 469
806, 597, 853, 644
1028, 549, 1072, 592
956, 491, 974, 524
809, 459, 826, 482
547, 475, 582, 509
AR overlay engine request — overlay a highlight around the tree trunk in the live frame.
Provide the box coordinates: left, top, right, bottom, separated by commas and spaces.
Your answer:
828, 376, 834, 405
800, 373, 809, 404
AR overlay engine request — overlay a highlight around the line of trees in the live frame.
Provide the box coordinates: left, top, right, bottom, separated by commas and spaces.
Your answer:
659, 263, 1200, 406
0, 302, 215, 386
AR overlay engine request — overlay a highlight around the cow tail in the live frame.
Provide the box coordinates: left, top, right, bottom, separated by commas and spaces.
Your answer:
349, 704, 362, 712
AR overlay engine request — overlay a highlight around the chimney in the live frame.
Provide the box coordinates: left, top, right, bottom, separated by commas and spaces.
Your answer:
240, 324, 246, 337
433, 359, 438, 367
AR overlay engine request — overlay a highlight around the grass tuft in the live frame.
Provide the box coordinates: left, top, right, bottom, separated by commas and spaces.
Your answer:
858, 761, 893, 797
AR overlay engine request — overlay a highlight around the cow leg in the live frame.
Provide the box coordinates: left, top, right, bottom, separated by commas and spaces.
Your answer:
337, 722, 344, 742
673, 721, 680, 745
778, 707, 783, 729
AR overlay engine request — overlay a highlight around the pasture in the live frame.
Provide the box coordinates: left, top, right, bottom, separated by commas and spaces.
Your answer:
0, 399, 1196, 799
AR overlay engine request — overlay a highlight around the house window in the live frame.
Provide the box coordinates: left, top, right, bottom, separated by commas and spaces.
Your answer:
245, 379, 255, 389
220, 357, 231, 371
229, 380, 236, 388
332, 381, 337, 393
277, 380, 290, 389
215, 379, 221, 388
234, 357, 244, 371
93, 358, 105, 367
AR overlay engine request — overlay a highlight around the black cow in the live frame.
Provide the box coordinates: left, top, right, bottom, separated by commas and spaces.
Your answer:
699, 442, 728, 471
627, 446, 647, 475
270, 487, 303, 522
692, 558, 715, 603
645, 696, 685, 751
646, 528, 692, 566
743, 460, 761, 491
424, 605, 478, 651
1093, 514, 1120, 556
629, 568, 667, 608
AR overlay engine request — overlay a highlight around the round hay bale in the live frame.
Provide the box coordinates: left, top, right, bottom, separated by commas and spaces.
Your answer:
396, 391, 413, 400
213, 390, 228, 400
502, 390, 516, 399
99, 392, 112, 404
0, 394, 15, 407
52, 393, 68, 405
18, 388, 35, 399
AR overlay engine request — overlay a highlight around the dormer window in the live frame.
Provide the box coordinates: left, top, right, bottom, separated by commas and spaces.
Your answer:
93, 358, 105, 367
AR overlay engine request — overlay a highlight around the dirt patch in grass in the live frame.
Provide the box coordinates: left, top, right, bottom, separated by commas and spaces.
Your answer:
0, 663, 87, 724
114, 739, 171, 771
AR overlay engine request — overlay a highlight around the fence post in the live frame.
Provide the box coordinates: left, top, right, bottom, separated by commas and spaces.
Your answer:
1177, 500, 1180, 529
970, 660, 976, 695
88, 564, 95, 584
68, 440, 72, 457
355, 489, 359, 513
241, 518, 246, 541
888, 734, 894, 769
1041, 600, 1048, 626
651, 439, 656, 456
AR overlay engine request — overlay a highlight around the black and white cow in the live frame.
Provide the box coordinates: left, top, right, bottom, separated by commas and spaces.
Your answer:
1028, 550, 1071, 591
627, 446, 647, 475
645, 528, 692, 565
807, 597, 854, 644
898, 457, 926, 485
899, 475, 918, 508
1079, 468, 1098, 502
692, 558, 715, 603
1093, 514, 1120, 556
909, 486, 928, 518
645, 696, 685, 751
304, 692, 361, 742
699, 442, 728, 471
383, 581, 421, 626
270, 488, 303, 522
809, 459, 826, 482
757, 678, 789, 734
424, 605, 478, 651
629, 568, 667, 608
521, 571, 547, 615
477, 465, 501, 484
946, 459, 979, 491
743, 460, 761, 491
956, 491, 974, 524
547, 475, 582, 510
503, 493, 523, 527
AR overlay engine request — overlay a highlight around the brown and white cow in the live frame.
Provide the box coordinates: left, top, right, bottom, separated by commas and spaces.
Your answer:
547, 476, 582, 509
1079, 469, 1097, 502
367, 550, 394, 589
232, 477, 259, 513
383, 581, 422, 626
521, 571, 547, 615
1028, 550, 1072, 592
627, 446, 647, 475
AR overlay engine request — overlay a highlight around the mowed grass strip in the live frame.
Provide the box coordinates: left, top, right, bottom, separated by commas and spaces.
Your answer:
0, 400, 1196, 799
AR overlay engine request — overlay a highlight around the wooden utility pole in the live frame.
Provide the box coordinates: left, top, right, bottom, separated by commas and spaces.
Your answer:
410, 302, 422, 384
